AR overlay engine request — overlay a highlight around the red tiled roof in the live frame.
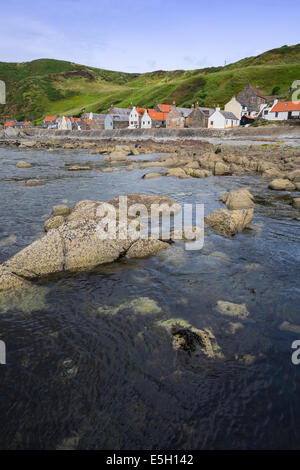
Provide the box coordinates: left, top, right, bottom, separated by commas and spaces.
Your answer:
271, 101, 300, 112
136, 107, 146, 116
157, 104, 172, 113
148, 109, 168, 121
44, 115, 56, 122
4, 121, 15, 128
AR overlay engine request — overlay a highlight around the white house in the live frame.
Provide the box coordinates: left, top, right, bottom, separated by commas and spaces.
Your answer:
264, 100, 300, 121
128, 106, 141, 129
58, 116, 68, 130
141, 110, 152, 128
208, 108, 240, 129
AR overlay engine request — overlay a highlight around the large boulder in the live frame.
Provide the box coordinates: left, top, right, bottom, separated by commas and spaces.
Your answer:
220, 189, 254, 210
205, 208, 254, 237
0, 194, 181, 291
268, 179, 296, 191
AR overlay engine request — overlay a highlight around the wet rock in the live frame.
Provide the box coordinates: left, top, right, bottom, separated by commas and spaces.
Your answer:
205, 208, 254, 236
184, 161, 199, 170
108, 193, 181, 214
167, 167, 189, 178
52, 205, 72, 216
185, 168, 211, 178
197, 152, 222, 170
261, 168, 285, 179
67, 166, 91, 171
221, 189, 254, 210
104, 152, 127, 162
287, 169, 300, 182
16, 161, 32, 168
0, 266, 32, 292
44, 216, 65, 232
4, 229, 65, 279
113, 145, 132, 156
292, 198, 300, 209
216, 301, 249, 319
143, 172, 163, 179
268, 179, 296, 191
214, 161, 231, 176
125, 239, 169, 259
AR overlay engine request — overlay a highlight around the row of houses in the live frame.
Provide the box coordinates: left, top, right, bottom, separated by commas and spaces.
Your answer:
5, 81, 299, 132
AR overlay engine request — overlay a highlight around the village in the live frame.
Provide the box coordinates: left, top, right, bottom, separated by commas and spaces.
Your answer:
3, 81, 300, 132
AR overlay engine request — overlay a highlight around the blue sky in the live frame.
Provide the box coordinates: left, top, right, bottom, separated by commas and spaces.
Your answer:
1, 0, 299, 72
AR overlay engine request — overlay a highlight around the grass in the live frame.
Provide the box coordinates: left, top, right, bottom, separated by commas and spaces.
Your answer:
1, 43, 300, 122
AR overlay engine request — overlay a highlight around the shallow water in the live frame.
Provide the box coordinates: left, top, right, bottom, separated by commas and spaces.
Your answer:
0, 146, 300, 450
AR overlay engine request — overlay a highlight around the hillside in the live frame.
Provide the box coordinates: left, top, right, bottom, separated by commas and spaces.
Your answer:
0, 44, 300, 123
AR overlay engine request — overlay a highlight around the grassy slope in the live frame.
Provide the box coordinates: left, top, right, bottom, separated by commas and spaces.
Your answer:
0, 44, 300, 122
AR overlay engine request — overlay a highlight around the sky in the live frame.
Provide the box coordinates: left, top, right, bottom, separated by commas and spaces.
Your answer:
0, 0, 299, 73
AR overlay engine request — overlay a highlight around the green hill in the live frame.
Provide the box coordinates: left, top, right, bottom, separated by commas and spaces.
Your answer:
0, 44, 300, 123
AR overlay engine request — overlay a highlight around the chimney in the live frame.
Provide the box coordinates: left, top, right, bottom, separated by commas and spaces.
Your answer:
216, 107, 221, 111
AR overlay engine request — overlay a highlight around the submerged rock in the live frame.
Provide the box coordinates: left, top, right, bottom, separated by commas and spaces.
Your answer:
292, 198, 300, 209
205, 208, 253, 236
21, 179, 46, 187
0, 234, 17, 247
98, 297, 161, 316
158, 318, 223, 359
279, 321, 300, 334
216, 301, 249, 319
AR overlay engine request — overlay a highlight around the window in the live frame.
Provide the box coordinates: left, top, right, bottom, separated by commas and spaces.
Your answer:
264, 110, 268, 115
275, 112, 279, 118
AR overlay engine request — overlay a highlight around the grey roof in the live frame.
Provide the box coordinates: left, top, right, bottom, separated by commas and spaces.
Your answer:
110, 107, 131, 116
177, 107, 192, 118
93, 114, 106, 120
112, 114, 129, 122
220, 111, 239, 120
199, 107, 215, 117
